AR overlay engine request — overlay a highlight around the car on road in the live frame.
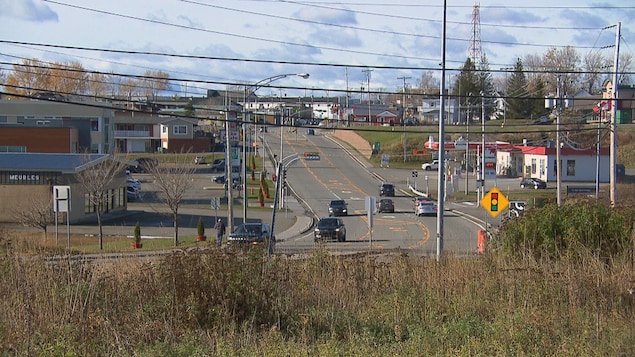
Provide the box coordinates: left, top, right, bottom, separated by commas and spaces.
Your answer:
307, 129, 315, 135
379, 182, 395, 197
377, 198, 395, 213
520, 177, 547, 189
415, 200, 437, 216
227, 223, 274, 248
413, 196, 430, 206
328, 199, 348, 216
194, 156, 206, 165
314, 217, 346, 242
422, 160, 439, 171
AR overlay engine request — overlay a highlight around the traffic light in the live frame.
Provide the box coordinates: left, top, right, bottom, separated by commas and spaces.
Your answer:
282, 169, 287, 181
491, 192, 499, 212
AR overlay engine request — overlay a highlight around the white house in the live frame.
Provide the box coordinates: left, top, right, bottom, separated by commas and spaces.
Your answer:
501, 145, 611, 182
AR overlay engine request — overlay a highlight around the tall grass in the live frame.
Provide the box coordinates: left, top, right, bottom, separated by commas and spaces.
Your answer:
0, 234, 633, 355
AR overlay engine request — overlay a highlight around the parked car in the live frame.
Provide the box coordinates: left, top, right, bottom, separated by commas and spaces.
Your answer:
307, 129, 315, 135
415, 200, 437, 216
126, 164, 144, 174
520, 177, 547, 189
314, 217, 346, 242
127, 186, 140, 201
227, 223, 274, 248
127, 177, 141, 191
210, 159, 225, 172
194, 156, 206, 165
212, 174, 242, 185
379, 182, 395, 197
136, 157, 158, 171
328, 199, 348, 216
377, 198, 395, 213
422, 160, 439, 171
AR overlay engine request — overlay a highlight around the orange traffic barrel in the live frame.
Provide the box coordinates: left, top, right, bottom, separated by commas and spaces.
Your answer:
477, 230, 487, 254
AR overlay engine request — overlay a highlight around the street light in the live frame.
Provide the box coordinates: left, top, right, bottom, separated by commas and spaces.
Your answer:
241, 73, 310, 220
398, 76, 411, 162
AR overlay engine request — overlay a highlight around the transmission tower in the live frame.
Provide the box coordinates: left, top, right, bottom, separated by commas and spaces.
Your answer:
468, 2, 482, 63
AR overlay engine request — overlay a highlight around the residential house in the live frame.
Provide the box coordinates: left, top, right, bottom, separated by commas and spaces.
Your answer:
601, 80, 635, 124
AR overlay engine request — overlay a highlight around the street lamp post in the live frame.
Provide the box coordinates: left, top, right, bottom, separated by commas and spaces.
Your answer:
398, 76, 411, 162
238, 73, 310, 223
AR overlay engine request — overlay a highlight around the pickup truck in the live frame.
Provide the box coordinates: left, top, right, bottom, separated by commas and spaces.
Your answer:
421, 160, 439, 171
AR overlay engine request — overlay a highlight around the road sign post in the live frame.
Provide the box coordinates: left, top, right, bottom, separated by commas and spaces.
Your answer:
53, 185, 71, 247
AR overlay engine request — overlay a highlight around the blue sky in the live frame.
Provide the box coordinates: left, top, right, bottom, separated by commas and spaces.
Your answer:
1, 0, 633, 98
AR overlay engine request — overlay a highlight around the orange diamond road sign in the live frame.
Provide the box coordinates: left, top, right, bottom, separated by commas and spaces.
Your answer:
480, 187, 509, 218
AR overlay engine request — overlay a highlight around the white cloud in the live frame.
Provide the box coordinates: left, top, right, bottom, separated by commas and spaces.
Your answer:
0, 0, 58, 21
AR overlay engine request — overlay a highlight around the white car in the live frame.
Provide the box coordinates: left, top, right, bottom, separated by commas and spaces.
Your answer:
421, 160, 439, 171
415, 200, 438, 216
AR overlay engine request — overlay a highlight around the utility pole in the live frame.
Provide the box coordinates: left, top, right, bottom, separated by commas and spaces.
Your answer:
436, 0, 447, 262
480, 92, 486, 201
610, 22, 621, 206
362, 69, 373, 124
556, 76, 562, 207
224, 91, 234, 234
398, 76, 411, 162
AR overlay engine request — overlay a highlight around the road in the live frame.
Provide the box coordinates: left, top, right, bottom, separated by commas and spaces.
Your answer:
264, 127, 484, 256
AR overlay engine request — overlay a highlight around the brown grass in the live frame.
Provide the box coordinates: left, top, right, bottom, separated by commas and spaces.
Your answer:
0, 231, 633, 355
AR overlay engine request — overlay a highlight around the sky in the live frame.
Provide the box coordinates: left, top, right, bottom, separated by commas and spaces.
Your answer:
1, 0, 634, 99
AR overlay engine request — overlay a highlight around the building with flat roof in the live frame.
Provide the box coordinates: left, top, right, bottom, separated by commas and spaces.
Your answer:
0, 153, 127, 224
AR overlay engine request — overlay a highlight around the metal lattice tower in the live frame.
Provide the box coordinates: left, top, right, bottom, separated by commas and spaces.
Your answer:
468, 2, 482, 63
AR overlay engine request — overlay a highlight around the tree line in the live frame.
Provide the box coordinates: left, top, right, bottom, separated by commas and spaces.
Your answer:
1, 46, 632, 122
2, 58, 171, 101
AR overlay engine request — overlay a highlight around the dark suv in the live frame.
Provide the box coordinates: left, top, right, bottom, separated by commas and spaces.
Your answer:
379, 182, 395, 197
314, 217, 346, 242
227, 223, 275, 248
520, 177, 547, 189
328, 199, 348, 216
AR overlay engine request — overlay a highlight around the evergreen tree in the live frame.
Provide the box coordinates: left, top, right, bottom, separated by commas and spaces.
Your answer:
454, 58, 480, 122
506, 58, 532, 119
477, 54, 497, 121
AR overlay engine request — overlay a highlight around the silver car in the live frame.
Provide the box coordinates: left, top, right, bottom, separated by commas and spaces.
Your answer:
415, 200, 437, 216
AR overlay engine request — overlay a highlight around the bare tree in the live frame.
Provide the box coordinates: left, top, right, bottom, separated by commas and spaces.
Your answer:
74, 153, 128, 250
415, 70, 440, 95
87, 72, 112, 100
141, 70, 171, 101
144, 153, 196, 246
618, 53, 633, 85
582, 51, 609, 94
11, 193, 53, 242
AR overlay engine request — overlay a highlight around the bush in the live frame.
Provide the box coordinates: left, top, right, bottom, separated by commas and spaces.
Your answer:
492, 201, 634, 262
